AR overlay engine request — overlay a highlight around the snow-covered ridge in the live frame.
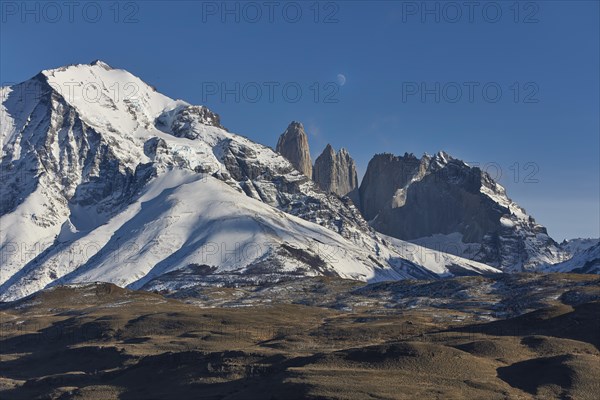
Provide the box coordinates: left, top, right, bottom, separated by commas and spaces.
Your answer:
560, 238, 599, 255
0, 61, 501, 301
546, 241, 600, 274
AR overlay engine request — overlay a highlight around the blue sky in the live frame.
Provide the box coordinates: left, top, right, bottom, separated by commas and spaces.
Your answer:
1, 1, 598, 240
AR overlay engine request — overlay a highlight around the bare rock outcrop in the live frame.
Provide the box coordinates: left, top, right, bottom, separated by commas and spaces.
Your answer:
313, 144, 359, 199
358, 152, 569, 271
276, 121, 312, 177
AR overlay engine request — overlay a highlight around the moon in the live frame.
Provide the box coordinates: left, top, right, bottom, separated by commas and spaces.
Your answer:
336, 74, 346, 86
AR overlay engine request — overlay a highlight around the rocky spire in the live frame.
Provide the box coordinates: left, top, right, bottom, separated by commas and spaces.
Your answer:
276, 121, 312, 177
313, 144, 359, 198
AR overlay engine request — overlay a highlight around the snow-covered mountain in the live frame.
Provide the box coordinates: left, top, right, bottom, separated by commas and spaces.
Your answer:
546, 242, 600, 274
560, 238, 599, 255
543, 239, 600, 274
0, 61, 500, 301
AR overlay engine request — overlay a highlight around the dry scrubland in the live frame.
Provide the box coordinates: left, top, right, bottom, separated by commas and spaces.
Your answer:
0, 273, 599, 399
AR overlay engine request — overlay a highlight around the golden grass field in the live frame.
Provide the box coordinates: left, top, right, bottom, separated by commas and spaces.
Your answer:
1, 273, 599, 399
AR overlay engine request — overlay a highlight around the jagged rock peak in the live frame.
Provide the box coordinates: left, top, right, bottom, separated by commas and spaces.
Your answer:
323, 143, 336, 155
90, 60, 112, 69
276, 121, 312, 177
156, 105, 224, 138
358, 151, 568, 271
313, 144, 359, 198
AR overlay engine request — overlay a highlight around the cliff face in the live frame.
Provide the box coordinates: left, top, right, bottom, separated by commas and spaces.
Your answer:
276, 121, 312, 177
313, 144, 359, 198
359, 153, 428, 221
358, 152, 569, 271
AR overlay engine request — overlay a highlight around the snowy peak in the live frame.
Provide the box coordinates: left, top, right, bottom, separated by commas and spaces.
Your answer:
38, 61, 183, 135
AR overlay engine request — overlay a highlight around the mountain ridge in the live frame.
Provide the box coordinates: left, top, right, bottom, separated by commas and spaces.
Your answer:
0, 61, 500, 301
358, 151, 569, 270
274, 136, 574, 271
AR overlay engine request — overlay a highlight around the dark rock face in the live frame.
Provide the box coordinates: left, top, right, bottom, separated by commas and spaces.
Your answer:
275, 122, 312, 177
143, 137, 167, 159
167, 106, 224, 138
359, 153, 427, 221
312, 144, 359, 198
362, 153, 497, 242
359, 152, 568, 271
